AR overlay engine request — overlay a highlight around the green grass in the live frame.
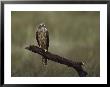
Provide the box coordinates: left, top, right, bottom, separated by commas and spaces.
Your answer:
11, 11, 100, 77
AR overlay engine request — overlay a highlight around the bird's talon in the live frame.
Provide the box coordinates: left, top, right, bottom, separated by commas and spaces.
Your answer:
39, 46, 41, 48
44, 49, 47, 52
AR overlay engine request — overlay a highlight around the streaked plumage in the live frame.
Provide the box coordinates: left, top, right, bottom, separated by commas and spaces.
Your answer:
36, 23, 49, 65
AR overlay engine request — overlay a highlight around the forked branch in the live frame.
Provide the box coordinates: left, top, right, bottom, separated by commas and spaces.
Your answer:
25, 45, 88, 77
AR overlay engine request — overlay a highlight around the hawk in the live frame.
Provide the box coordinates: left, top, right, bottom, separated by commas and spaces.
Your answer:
36, 23, 49, 65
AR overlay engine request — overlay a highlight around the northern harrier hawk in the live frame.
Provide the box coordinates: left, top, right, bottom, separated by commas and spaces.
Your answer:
36, 23, 49, 65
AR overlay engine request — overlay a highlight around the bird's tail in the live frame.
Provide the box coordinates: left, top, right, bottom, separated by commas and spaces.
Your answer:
42, 56, 47, 65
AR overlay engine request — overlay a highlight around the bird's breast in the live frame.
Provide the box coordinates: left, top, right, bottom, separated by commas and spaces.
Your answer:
38, 31, 47, 43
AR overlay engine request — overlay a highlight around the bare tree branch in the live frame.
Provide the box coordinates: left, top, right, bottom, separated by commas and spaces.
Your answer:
25, 45, 88, 77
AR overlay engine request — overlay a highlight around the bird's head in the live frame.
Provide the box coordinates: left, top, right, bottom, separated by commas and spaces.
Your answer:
38, 23, 46, 29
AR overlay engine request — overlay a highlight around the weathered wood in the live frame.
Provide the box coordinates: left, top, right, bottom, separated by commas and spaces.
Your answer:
25, 45, 88, 77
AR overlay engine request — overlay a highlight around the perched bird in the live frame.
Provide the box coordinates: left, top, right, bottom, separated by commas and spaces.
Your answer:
36, 23, 49, 65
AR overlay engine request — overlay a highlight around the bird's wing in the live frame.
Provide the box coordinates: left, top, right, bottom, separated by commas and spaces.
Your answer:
46, 30, 49, 50
36, 31, 40, 46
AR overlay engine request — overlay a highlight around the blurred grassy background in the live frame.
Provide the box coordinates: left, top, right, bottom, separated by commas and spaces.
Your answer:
11, 11, 100, 77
